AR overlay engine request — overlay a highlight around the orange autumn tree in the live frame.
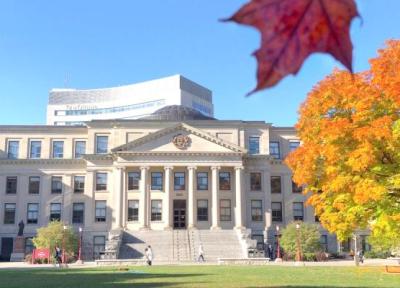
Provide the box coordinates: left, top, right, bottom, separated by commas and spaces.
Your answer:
286, 40, 400, 250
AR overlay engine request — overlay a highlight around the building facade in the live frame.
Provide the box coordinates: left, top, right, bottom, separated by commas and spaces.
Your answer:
47, 75, 214, 126
0, 108, 338, 260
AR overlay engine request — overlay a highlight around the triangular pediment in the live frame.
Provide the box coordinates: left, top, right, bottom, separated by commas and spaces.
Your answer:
112, 123, 246, 154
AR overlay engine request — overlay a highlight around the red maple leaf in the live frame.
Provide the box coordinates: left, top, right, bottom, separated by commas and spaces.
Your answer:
225, 0, 359, 94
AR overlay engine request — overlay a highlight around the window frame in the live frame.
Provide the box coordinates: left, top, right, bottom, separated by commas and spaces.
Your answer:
72, 202, 85, 224
128, 200, 139, 222
220, 199, 231, 221
251, 200, 263, 222
95, 135, 108, 154
196, 172, 208, 190
248, 136, 260, 155
271, 202, 283, 222
73, 175, 85, 193
93, 236, 106, 260
151, 200, 162, 221
7, 140, 19, 159
269, 141, 281, 159
174, 172, 186, 191
4, 203, 16, 224
51, 176, 63, 194
292, 181, 303, 193
27, 203, 39, 224
95, 200, 107, 222
289, 140, 300, 152
6, 176, 17, 194
197, 199, 208, 221
95, 173, 108, 191
74, 140, 86, 159
293, 202, 304, 221
271, 176, 282, 194
29, 140, 42, 159
151, 172, 163, 190
28, 176, 40, 194
127, 172, 140, 190
50, 202, 62, 221
52, 140, 64, 159
219, 172, 231, 190
250, 172, 262, 191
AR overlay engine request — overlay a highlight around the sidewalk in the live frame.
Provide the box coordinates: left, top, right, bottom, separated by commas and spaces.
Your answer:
0, 261, 97, 269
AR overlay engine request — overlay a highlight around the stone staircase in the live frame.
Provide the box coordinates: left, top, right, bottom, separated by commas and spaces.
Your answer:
118, 229, 246, 263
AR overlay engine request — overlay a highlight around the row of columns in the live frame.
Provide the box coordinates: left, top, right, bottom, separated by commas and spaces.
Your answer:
113, 165, 244, 230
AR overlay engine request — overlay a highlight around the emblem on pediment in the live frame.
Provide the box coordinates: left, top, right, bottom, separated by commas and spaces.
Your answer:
172, 134, 191, 150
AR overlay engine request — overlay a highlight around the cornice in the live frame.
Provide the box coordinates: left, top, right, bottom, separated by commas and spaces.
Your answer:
0, 158, 86, 165
83, 154, 115, 161
116, 151, 244, 157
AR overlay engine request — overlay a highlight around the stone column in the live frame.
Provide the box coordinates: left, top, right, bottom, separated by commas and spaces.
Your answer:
164, 166, 173, 229
234, 166, 244, 229
211, 166, 220, 229
113, 167, 124, 228
187, 166, 197, 228
263, 169, 272, 231
139, 166, 149, 229
121, 168, 127, 228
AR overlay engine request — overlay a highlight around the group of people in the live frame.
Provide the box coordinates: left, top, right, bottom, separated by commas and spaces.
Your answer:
144, 244, 205, 265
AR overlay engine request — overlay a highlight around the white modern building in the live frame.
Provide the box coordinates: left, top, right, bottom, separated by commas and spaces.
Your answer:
47, 75, 214, 126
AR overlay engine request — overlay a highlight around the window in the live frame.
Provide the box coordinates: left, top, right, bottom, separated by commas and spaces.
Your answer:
151, 172, 163, 190
128, 172, 140, 190
151, 200, 162, 221
25, 238, 34, 254
4, 203, 16, 224
292, 181, 302, 193
74, 141, 86, 158
272, 202, 283, 222
27, 203, 39, 224
93, 236, 106, 260
74, 176, 85, 193
6, 177, 17, 194
51, 176, 63, 194
271, 176, 282, 194
128, 200, 139, 221
252, 234, 265, 250
293, 202, 304, 221
72, 203, 84, 224
50, 203, 61, 221
197, 200, 208, 221
251, 200, 263, 221
52, 141, 64, 158
219, 172, 231, 190
269, 141, 280, 159
96, 135, 108, 154
174, 172, 185, 190
249, 136, 260, 155
29, 176, 40, 194
197, 172, 208, 190
30, 140, 41, 159
7, 140, 19, 159
95, 201, 107, 222
250, 173, 262, 191
320, 235, 328, 252
289, 141, 300, 152
220, 199, 231, 221
96, 173, 107, 191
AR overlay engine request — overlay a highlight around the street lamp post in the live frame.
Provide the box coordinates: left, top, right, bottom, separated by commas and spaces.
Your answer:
295, 223, 302, 262
77, 227, 83, 264
275, 225, 282, 262
62, 225, 67, 264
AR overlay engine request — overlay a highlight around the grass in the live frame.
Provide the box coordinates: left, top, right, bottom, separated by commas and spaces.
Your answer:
0, 265, 399, 288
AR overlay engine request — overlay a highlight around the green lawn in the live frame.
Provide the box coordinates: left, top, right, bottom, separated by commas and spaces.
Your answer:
0, 265, 398, 288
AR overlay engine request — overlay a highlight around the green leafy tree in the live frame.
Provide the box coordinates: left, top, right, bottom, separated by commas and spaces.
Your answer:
280, 222, 322, 256
32, 221, 78, 256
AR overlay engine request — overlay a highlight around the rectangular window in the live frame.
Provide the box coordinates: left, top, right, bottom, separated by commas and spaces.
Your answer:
96, 135, 108, 154
30, 140, 42, 159
151, 172, 163, 190
197, 172, 208, 190
72, 203, 84, 224
96, 173, 107, 191
74, 141, 86, 158
249, 136, 260, 155
320, 235, 328, 252
7, 140, 19, 159
128, 172, 140, 190
151, 200, 162, 221
29, 176, 40, 194
4, 203, 16, 224
74, 176, 85, 193
174, 172, 185, 191
51, 176, 63, 194
93, 236, 106, 260
289, 141, 300, 152
271, 176, 282, 194
292, 181, 303, 193
52, 141, 64, 158
251, 200, 263, 221
128, 200, 139, 221
27, 203, 39, 224
6, 177, 17, 194
197, 200, 208, 221
95, 200, 107, 222
269, 141, 280, 159
50, 203, 61, 221
272, 202, 283, 222
250, 172, 262, 191
293, 202, 304, 221
219, 172, 231, 190
220, 199, 231, 221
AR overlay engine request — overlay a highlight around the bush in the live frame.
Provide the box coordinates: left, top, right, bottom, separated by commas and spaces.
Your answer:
24, 254, 32, 263
364, 250, 391, 259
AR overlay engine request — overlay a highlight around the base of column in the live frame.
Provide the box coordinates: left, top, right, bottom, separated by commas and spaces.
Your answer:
210, 226, 221, 230
163, 226, 173, 231
139, 226, 150, 231
235, 226, 246, 230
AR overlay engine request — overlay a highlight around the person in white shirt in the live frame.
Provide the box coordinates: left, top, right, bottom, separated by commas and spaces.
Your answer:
198, 244, 205, 262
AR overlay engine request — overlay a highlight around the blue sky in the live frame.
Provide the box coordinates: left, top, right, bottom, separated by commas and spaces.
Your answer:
0, 0, 399, 126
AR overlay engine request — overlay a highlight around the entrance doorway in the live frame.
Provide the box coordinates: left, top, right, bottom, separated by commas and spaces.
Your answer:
173, 200, 186, 229
0, 238, 13, 262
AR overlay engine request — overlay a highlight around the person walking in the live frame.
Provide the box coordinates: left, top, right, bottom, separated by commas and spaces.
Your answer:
267, 244, 274, 260
54, 245, 62, 268
357, 249, 364, 264
197, 244, 205, 262
146, 245, 153, 266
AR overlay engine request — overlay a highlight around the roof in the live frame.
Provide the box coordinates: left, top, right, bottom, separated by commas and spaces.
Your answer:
141, 105, 216, 121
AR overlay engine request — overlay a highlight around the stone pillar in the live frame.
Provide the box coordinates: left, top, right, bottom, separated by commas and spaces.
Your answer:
263, 169, 272, 230
211, 166, 220, 229
235, 166, 244, 229
164, 166, 173, 229
139, 166, 149, 229
113, 167, 124, 228
187, 166, 197, 228
121, 168, 127, 228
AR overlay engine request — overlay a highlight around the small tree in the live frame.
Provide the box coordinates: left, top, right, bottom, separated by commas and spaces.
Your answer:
32, 221, 78, 257
280, 222, 322, 257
